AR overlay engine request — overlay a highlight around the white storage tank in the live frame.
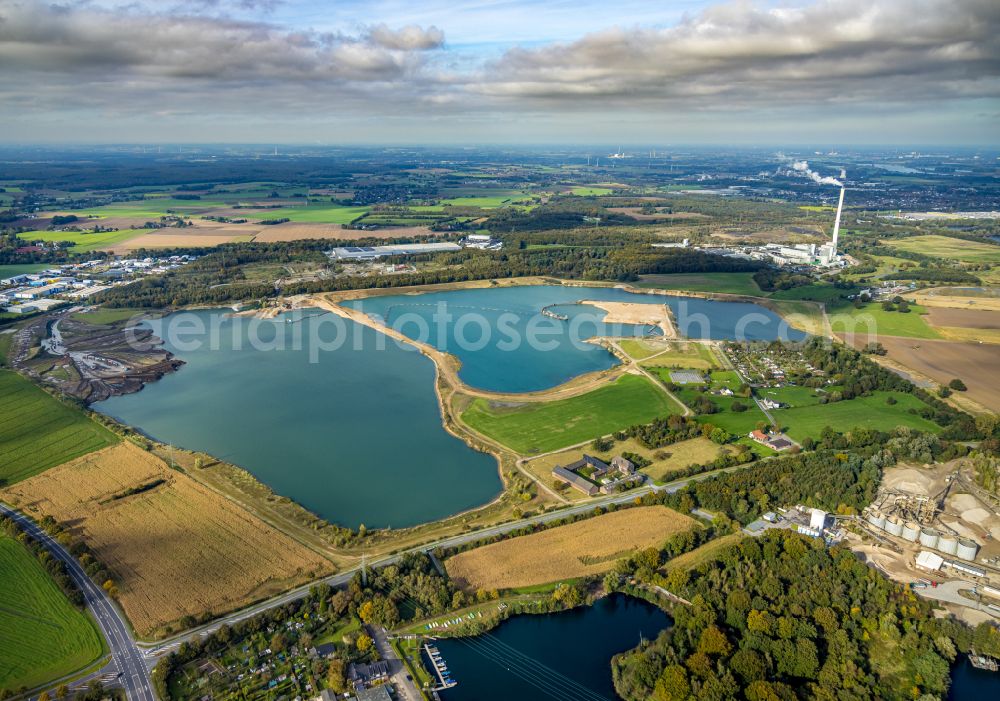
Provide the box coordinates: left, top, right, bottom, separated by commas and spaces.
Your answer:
937, 534, 958, 556
902, 522, 920, 542
866, 511, 886, 530
956, 538, 979, 562
919, 527, 940, 549
885, 516, 904, 537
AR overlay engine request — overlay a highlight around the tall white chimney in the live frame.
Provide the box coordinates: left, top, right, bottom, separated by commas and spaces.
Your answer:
831, 186, 845, 254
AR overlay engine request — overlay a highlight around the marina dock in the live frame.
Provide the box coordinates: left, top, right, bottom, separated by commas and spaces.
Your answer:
424, 643, 458, 690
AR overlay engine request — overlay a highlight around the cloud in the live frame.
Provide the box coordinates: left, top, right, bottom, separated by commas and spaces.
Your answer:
368, 23, 444, 51
470, 0, 1000, 108
0, 1, 443, 89
0, 0, 996, 141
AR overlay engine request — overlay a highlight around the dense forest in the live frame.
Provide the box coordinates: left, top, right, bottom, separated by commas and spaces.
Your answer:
612, 530, 1000, 701
96, 244, 763, 308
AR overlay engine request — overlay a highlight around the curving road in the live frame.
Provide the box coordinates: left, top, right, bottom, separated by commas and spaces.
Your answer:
0, 504, 157, 701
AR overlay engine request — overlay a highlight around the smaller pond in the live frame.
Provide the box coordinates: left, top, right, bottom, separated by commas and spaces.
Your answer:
432, 594, 670, 701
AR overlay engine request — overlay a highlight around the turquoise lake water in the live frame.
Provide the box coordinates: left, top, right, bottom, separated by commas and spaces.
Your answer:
94, 285, 802, 528
347, 285, 804, 392
96, 309, 501, 529
432, 594, 671, 701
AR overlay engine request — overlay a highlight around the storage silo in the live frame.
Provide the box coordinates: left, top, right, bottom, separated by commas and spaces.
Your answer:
902, 522, 920, 542
885, 516, 904, 537
956, 538, 979, 562
866, 511, 886, 530
919, 527, 939, 549
937, 534, 958, 556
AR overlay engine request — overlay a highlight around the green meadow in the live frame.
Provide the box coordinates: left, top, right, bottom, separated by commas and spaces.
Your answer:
828, 302, 940, 339
638, 272, 762, 296
0, 263, 51, 279
773, 392, 940, 442
0, 536, 105, 692
884, 235, 1000, 263
21, 229, 146, 252
0, 370, 119, 485
462, 374, 675, 454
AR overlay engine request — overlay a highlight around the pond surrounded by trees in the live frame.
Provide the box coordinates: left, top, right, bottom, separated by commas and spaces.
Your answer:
433, 594, 671, 701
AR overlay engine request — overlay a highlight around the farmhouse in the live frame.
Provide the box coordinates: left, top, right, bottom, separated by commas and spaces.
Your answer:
611, 456, 636, 475
553, 453, 640, 495
749, 429, 794, 451
552, 465, 599, 496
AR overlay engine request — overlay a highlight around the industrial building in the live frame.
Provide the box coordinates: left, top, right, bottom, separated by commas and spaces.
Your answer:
328, 242, 462, 260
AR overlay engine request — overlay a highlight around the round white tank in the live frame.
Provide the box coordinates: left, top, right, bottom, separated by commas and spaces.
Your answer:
919, 527, 939, 549
902, 522, 920, 541
885, 516, 904, 537
957, 538, 979, 562
938, 534, 958, 556
867, 511, 886, 530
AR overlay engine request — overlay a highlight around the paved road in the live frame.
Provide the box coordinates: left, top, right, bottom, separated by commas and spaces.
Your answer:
369, 625, 423, 701
0, 504, 157, 701
141, 461, 749, 656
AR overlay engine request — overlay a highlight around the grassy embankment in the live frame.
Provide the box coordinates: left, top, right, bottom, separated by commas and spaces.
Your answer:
0, 370, 118, 485
461, 374, 676, 455
882, 235, 1000, 263
0, 536, 105, 692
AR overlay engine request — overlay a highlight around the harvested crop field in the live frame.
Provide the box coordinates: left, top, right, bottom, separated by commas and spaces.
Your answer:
2, 442, 331, 638
926, 307, 1000, 329
253, 223, 435, 241
445, 506, 696, 591
873, 336, 1000, 412
108, 231, 251, 252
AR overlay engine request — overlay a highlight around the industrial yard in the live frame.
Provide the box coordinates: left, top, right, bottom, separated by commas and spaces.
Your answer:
848, 461, 1000, 624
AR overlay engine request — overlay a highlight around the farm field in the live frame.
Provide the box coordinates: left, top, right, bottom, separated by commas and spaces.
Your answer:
2, 442, 332, 638
445, 506, 696, 591
773, 391, 941, 442
0, 370, 119, 485
570, 186, 615, 196
637, 437, 727, 481
925, 307, 1000, 330
638, 341, 719, 369
828, 302, 940, 340
18, 229, 146, 253
247, 204, 369, 223
0, 263, 50, 278
637, 272, 762, 296
0, 536, 105, 692
461, 374, 676, 455
872, 337, 1000, 412
883, 235, 1000, 263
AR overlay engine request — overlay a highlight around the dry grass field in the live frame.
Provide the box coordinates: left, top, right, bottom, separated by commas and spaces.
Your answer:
107, 230, 252, 252
445, 506, 697, 591
2, 442, 331, 638
875, 336, 1000, 412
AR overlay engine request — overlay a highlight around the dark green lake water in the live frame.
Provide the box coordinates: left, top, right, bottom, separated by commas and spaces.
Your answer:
431, 594, 671, 701
949, 657, 1000, 699
348, 285, 804, 392
96, 309, 502, 529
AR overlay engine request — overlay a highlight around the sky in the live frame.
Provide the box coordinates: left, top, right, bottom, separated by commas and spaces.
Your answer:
0, 0, 997, 145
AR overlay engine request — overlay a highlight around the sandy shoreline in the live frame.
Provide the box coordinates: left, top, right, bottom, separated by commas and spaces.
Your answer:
579, 299, 676, 337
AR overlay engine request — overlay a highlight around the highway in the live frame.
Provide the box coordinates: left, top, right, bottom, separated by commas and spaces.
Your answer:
0, 504, 157, 701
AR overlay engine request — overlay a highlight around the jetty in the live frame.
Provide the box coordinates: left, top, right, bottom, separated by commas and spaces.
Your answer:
424, 642, 458, 690
540, 304, 569, 321
969, 650, 999, 672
